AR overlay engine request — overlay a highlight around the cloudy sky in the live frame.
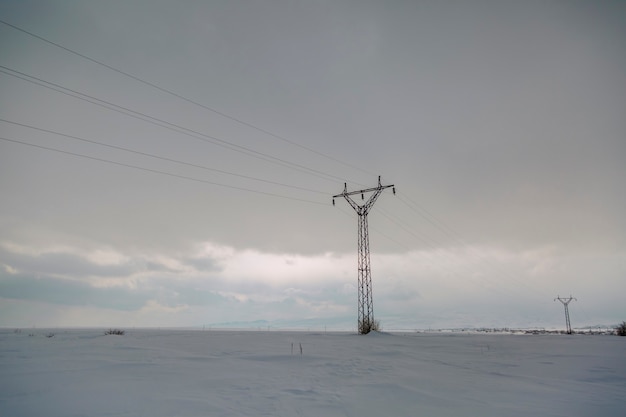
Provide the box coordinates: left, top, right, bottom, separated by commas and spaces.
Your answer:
1, 0, 624, 330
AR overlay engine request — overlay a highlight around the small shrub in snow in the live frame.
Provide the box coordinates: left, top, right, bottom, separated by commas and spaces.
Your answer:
45, 333, 55, 338
371, 320, 382, 332
105, 329, 125, 335
616, 322, 626, 336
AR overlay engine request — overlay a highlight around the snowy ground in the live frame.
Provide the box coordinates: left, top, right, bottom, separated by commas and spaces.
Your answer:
1, 329, 624, 417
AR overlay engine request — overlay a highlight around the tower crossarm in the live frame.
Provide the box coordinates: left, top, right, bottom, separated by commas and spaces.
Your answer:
333, 176, 395, 215
554, 296, 577, 305
333, 184, 394, 199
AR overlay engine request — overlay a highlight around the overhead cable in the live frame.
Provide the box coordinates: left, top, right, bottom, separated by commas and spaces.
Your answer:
0, 65, 348, 184
0, 136, 327, 206
0, 18, 375, 178
0, 119, 327, 195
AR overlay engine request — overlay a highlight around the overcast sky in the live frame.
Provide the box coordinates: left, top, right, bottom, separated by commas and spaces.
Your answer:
1, 0, 624, 330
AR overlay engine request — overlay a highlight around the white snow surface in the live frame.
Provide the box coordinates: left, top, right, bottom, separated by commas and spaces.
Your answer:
1, 329, 624, 417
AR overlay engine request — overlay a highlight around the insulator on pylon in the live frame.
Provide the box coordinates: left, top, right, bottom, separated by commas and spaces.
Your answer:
393, 187, 396, 195
361, 193, 364, 200
332, 199, 335, 206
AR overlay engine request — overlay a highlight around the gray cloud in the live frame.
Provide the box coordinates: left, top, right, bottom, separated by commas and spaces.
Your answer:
0, 246, 136, 279
0, 272, 147, 311
182, 256, 223, 273
0, 0, 624, 328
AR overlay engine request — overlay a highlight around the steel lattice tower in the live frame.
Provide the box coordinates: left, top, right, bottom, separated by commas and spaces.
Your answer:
333, 176, 395, 334
554, 295, 576, 334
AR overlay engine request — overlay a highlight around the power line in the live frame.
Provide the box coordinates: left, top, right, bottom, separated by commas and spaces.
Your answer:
1, 20, 551, 304
374, 209, 483, 283
0, 136, 327, 206
376, 207, 530, 299
396, 191, 467, 244
395, 190, 545, 299
5, 44, 487, 273
0, 18, 375, 179
335, 205, 410, 252
1, 19, 559, 321
0, 61, 540, 300
377, 207, 448, 250
338, 204, 469, 282
338, 190, 538, 302
0, 119, 327, 195
357, 190, 544, 301
0, 65, 350, 185
0, 20, 542, 252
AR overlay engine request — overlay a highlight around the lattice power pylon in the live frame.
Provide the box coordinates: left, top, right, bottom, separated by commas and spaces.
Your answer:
333, 176, 395, 334
554, 295, 577, 334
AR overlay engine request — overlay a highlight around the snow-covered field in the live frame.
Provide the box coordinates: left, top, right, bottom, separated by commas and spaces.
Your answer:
1, 329, 624, 417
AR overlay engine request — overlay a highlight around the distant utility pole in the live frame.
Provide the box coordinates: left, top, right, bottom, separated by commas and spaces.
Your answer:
333, 176, 395, 334
554, 295, 577, 334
